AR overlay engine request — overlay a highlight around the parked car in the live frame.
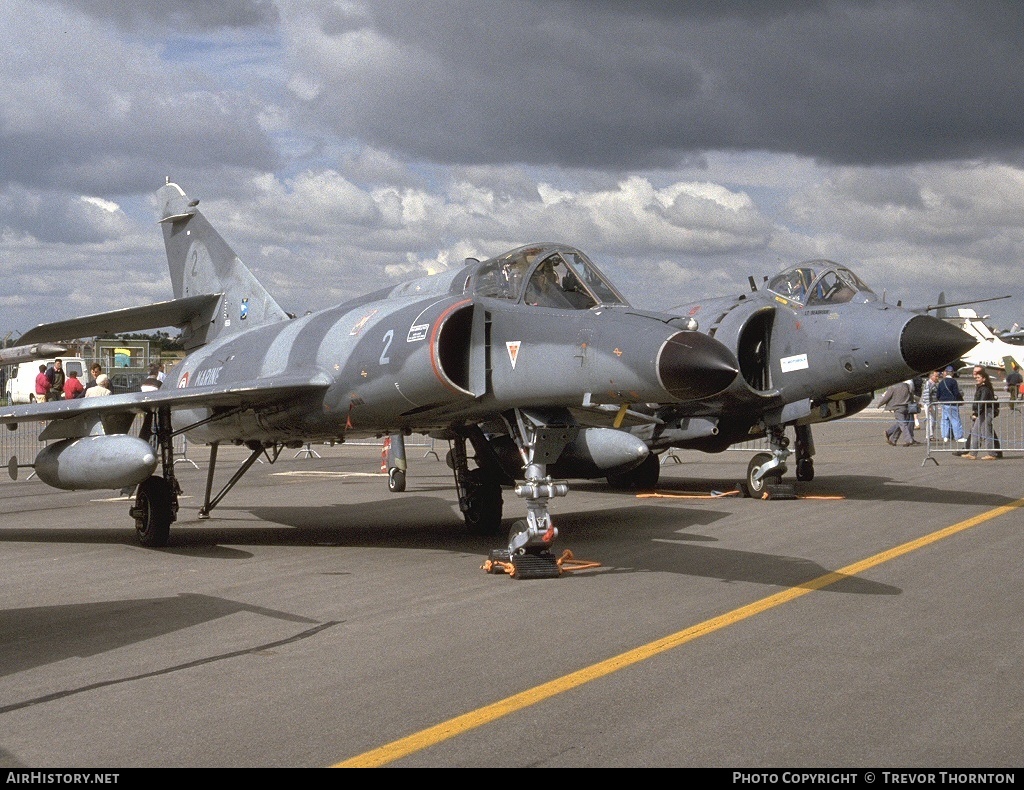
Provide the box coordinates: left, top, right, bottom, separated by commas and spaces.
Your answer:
108, 371, 148, 395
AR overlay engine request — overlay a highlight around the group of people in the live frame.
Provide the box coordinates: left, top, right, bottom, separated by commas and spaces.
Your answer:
880, 364, 1009, 460
33, 359, 112, 401
34, 360, 165, 402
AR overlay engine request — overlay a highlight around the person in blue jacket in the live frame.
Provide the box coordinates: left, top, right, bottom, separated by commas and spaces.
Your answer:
935, 366, 966, 443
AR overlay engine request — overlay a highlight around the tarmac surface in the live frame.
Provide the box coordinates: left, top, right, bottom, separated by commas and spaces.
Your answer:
1, 412, 1022, 768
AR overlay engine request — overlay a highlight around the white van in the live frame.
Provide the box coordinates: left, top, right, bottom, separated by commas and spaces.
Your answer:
5, 357, 87, 404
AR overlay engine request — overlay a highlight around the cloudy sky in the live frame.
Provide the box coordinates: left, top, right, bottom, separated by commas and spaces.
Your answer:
3, 0, 1024, 342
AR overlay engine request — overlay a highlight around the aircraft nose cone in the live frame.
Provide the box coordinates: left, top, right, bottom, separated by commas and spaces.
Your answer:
901, 314, 977, 372
658, 332, 739, 400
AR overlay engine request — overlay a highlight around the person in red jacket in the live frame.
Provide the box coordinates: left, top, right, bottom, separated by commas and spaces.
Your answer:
63, 369, 85, 400
34, 364, 49, 403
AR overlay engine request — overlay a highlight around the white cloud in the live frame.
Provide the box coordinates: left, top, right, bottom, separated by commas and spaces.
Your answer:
81, 196, 120, 212
2, 1, 1024, 334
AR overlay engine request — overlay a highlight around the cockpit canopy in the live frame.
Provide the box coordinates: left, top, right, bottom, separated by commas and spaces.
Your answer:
472, 243, 627, 309
766, 259, 876, 307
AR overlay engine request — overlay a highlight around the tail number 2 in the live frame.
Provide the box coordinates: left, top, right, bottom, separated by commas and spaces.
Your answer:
380, 329, 394, 365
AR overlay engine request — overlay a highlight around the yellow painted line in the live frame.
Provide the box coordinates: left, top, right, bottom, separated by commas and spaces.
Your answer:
334, 497, 1024, 768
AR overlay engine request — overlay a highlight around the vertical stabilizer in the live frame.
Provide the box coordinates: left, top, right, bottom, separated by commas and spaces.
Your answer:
158, 182, 291, 345
956, 308, 996, 341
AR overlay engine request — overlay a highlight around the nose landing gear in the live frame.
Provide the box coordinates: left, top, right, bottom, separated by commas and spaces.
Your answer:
743, 423, 814, 498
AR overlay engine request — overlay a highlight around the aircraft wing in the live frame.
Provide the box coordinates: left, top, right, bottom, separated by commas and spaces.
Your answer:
0, 373, 332, 426
17, 294, 222, 347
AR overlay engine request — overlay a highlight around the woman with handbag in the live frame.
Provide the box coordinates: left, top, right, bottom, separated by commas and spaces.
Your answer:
963, 367, 998, 460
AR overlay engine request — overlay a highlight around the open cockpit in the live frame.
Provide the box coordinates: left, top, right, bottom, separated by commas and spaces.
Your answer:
766, 260, 877, 308
471, 243, 627, 309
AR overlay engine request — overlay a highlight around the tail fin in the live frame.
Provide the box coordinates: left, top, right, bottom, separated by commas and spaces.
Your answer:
936, 292, 948, 320
158, 181, 291, 345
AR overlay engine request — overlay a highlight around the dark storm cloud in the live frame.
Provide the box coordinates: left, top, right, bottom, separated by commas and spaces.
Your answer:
0, 3, 279, 195
1, 93, 279, 195
63, 0, 279, 32
291, 0, 1024, 169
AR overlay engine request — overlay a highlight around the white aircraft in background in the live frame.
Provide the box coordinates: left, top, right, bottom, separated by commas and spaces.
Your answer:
953, 307, 1024, 373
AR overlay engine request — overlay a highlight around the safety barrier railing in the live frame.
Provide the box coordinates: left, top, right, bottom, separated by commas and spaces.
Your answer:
921, 397, 1022, 463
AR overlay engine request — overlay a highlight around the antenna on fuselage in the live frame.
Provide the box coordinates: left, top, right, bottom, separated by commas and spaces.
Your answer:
748, 276, 758, 292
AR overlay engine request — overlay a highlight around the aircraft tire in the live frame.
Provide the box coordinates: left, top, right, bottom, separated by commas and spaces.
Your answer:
606, 452, 660, 490
746, 452, 781, 496
796, 458, 814, 482
388, 467, 406, 493
463, 469, 502, 535
508, 519, 529, 555
134, 475, 172, 548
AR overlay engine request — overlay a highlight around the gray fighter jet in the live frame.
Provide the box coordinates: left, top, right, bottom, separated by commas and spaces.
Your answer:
602, 260, 976, 496
0, 180, 739, 577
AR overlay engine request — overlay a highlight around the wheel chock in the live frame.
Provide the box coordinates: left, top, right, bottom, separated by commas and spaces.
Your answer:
762, 483, 797, 500
481, 548, 601, 578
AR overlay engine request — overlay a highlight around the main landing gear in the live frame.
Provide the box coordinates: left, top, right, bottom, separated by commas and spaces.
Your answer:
449, 426, 506, 536
130, 407, 180, 547
383, 432, 408, 493
128, 399, 327, 547
794, 423, 815, 482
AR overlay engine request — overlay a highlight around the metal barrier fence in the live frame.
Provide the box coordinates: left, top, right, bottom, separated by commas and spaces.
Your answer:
919, 399, 1022, 463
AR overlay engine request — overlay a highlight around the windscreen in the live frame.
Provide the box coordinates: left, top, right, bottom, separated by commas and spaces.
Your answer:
767, 260, 876, 307
473, 244, 626, 308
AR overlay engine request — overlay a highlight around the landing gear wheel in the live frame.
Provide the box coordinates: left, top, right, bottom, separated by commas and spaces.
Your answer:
747, 452, 782, 496
796, 457, 814, 482
132, 475, 173, 547
508, 519, 529, 556
606, 452, 661, 490
388, 467, 406, 493
463, 468, 502, 535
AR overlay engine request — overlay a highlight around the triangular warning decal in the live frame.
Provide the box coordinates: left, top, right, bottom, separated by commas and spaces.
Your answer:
506, 341, 521, 369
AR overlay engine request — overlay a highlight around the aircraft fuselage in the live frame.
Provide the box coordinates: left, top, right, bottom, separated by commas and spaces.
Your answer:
652, 269, 975, 452
173, 284, 736, 447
